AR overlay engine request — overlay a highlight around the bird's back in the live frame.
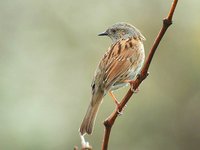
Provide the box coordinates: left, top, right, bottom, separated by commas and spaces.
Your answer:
93, 37, 145, 92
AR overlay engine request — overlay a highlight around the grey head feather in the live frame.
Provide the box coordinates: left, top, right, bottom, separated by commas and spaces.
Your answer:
99, 22, 145, 43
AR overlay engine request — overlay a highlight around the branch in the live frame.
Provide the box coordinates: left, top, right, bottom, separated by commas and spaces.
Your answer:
102, 0, 178, 150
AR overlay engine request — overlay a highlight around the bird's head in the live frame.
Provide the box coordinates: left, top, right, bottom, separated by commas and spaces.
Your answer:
98, 22, 145, 43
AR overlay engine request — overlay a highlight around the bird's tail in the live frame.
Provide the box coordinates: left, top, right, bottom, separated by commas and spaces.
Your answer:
79, 91, 104, 135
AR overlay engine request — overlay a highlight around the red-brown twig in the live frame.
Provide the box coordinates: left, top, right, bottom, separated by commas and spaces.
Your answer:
102, 0, 178, 150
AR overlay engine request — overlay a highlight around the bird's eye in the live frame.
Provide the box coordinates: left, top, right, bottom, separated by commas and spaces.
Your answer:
111, 29, 116, 33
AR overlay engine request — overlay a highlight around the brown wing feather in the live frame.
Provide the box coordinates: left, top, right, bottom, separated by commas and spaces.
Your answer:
93, 37, 141, 91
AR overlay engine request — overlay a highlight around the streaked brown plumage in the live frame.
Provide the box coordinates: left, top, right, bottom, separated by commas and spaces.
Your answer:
79, 22, 145, 135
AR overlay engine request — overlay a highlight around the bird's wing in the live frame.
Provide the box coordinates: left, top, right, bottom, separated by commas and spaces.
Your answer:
93, 37, 141, 91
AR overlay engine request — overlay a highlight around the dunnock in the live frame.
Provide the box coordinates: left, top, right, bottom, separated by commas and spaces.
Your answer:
80, 22, 145, 135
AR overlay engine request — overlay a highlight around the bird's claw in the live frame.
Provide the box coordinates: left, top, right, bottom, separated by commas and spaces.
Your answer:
117, 109, 123, 116
132, 87, 139, 93
137, 73, 141, 79
128, 81, 139, 93
116, 104, 127, 116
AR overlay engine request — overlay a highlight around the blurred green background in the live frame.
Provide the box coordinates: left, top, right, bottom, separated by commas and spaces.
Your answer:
0, 0, 200, 149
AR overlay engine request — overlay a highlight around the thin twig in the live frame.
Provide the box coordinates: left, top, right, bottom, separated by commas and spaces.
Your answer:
102, 0, 178, 150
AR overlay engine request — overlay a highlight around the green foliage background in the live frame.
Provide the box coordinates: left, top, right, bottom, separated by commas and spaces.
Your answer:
0, 0, 200, 149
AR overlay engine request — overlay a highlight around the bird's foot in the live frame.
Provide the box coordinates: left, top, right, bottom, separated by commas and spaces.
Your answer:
116, 104, 127, 116
124, 80, 139, 93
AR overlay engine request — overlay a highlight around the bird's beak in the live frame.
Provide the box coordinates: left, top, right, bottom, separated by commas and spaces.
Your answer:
98, 31, 108, 36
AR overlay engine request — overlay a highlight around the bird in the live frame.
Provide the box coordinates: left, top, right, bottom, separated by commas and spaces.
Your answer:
79, 22, 145, 135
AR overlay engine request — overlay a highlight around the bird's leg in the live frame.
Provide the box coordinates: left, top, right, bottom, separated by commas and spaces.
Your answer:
123, 80, 139, 93
108, 91, 124, 115
109, 91, 120, 107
